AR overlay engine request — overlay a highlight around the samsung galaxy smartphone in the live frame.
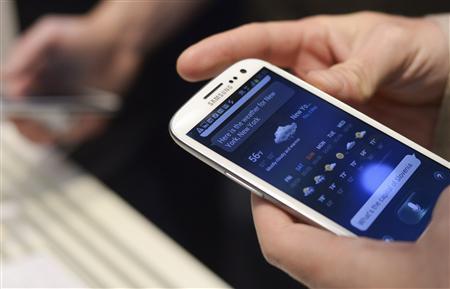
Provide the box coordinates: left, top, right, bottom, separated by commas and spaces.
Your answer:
169, 59, 450, 241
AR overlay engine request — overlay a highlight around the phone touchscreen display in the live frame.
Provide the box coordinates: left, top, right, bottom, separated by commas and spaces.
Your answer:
188, 67, 450, 241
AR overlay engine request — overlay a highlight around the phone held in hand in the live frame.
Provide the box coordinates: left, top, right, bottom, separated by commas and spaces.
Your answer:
169, 59, 450, 241
1, 88, 120, 133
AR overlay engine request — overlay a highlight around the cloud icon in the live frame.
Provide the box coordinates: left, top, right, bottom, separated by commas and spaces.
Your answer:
355, 130, 366, 139
274, 122, 297, 144
324, 163, 336, 172
314, 175, 326, 185
303, 186, 315, 197
346, 141, 356, 150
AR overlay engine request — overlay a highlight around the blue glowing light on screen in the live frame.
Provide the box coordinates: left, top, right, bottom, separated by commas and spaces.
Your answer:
360, 163, 393, 193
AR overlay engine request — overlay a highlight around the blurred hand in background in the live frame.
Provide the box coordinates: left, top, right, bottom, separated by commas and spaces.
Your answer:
3, 1, 203, 144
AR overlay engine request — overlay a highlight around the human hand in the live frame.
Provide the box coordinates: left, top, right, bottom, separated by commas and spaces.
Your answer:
177, 12, 450, 287
177, 12, 449, 148
4, 12, 142, 96
251, 186, 450, 288
2, 13, 142, 144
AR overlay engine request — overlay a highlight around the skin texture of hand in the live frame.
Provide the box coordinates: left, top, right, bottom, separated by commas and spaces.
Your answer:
4, 15, 141, 97
251, 187, 450, 288
2, 14, 140, 144
177, 11, 450, 287
177, 12, 449, 148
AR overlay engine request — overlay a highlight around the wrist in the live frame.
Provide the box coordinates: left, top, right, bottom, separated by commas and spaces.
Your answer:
72, 10, 144, 93
87, 1, 205, 56
86, 2, 151, 57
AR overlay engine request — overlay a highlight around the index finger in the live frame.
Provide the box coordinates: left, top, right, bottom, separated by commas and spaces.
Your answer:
177, 21, 303, 81
5, 17, 60, 77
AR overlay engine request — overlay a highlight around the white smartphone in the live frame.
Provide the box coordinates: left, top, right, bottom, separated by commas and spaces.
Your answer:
170, 59, 450, 241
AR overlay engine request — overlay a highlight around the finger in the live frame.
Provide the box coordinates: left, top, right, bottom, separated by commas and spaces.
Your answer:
305, 25, 408, 102
251, 193, 296, 231
430, 186, 450, 222
5, 16, 61, 78
251, 195, 415, 287
177, 21, 305, 81
417, 186, 450, 286
60, 115, 107, 144
5, 64, 47, 97
420, 186, 450, 243
252, 195, 344, 285
11, 118, 56, 144
4, 75, 36, 97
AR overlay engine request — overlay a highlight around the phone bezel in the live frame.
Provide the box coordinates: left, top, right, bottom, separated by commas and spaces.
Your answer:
170, 58, 450, 238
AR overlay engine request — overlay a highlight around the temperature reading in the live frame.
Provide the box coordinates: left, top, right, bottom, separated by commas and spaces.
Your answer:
249, 151, 264, 163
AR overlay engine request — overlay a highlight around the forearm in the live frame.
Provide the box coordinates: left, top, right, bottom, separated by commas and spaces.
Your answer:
428, 14, 450, 159
89, 0, 206, 55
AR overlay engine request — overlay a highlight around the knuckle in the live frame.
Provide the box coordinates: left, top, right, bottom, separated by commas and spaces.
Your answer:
372, 22, 409, 43
300, 261, 327, 285
258, 229, 290, 268
336, 60, 373, 100
37, 15, 66, 36
39, 15, 62, 27
240, 22, 263, 32
34, 16, 65, 44
260, 240, 283, 267
355, 10, 382, 19
303, 15, 331, 26
346, 60, 367, 82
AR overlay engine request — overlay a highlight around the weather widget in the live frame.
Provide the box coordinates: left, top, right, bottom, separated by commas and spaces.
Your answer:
189, 68, 450, 241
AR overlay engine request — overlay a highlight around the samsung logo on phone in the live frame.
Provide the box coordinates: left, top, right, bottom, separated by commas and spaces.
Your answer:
207, 85, 233, 106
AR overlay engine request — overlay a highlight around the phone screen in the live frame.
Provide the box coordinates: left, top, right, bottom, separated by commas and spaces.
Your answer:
187, 67, 450, 241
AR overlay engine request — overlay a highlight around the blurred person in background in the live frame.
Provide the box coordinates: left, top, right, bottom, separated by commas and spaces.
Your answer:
178, 10, 450, 288
3, 1, 299, 288
4, 0, 449, 288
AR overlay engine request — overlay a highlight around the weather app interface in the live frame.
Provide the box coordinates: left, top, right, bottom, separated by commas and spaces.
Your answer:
188, 68, 450, 241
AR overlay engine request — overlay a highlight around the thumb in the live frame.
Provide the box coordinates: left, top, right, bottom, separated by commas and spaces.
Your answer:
417, 185, 450, 287
5, 17, 60, 76
304, 28, 407, 102
424, 186, 450, 236
305, 59, 377, 102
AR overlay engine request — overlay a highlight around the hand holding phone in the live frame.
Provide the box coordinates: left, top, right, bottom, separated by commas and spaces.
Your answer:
178, 12, 448, 149
171, 58, 449, 240
1, 88, 120, 144
0, 11, 139, 144
251, 186, 450, 288
174, 11, 450, 288
172, 57, 450, 287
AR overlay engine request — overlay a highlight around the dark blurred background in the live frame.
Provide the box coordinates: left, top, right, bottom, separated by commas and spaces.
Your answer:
16, 1, 449, 288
